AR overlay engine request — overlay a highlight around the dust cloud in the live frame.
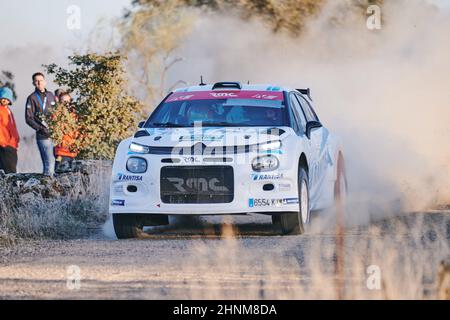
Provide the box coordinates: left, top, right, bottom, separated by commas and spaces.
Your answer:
153, 1, 450, 299
169, 0, 450, 219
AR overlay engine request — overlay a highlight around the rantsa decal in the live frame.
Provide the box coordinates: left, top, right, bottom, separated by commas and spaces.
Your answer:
111, 199, 125, 206
117, 173, 143, 182
251, 173, 284, 181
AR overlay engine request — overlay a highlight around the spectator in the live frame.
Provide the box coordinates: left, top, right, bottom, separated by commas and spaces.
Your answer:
54, 88, 66, 103
54, 92, 79, 173
0, 87, 20, 173
25, 72, 57, 176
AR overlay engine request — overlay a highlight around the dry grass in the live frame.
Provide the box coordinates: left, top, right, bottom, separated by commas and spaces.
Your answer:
175, 213, 450, 300
0, 161, 110, 246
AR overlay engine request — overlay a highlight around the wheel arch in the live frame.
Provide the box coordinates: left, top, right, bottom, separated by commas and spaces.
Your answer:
299, 152, 309, 174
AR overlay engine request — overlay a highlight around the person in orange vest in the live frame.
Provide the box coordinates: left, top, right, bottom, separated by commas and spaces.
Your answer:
0, 87, 20, 173
54, 92, 79, 173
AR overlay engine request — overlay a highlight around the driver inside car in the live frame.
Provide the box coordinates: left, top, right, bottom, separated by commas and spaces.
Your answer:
187, 104, 215, 124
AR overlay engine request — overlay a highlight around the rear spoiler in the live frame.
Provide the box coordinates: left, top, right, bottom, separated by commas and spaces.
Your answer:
296, 88, 312, 101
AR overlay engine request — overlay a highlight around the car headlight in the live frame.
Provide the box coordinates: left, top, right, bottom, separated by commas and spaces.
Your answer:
258, 140, 282, 152
252, 155, 279, 172
129, 142, 150, 154
126, 157, 147, 173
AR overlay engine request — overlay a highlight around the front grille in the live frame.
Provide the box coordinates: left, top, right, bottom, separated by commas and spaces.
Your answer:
148, 144, 254, 155
160, 166, 234, 204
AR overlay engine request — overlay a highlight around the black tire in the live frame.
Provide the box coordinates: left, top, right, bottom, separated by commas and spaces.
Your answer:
280, 167, 310, 235
113, 214, 143, 239
272, 215, 281, 227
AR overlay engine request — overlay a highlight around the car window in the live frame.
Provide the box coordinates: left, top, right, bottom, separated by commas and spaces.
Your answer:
287, 103, 299, 133
296, 94, 319, 122
289, 93, 307, 133
147, 97, 288, 127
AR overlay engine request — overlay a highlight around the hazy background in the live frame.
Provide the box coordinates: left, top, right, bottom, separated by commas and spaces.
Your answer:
1, 0, 449, 213
1, 0, 129, 171
1, 0, 448, 134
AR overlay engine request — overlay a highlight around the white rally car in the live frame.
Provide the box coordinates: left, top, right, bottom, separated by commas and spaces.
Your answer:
110, 82, 346, 238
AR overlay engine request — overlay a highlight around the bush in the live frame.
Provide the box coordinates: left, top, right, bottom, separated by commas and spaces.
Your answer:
44, 53, 145, 160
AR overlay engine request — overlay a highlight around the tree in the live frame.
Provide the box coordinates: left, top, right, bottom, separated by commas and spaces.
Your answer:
120, 0, 194, 109
44, 53, 144, 160
131, 0, 384, 42
0, 71, 17, 100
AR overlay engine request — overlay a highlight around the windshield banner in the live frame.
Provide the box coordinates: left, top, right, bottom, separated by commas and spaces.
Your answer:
166, 91, 284, 102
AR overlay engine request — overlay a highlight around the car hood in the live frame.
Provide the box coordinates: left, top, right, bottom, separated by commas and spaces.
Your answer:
132, 126, 292, 148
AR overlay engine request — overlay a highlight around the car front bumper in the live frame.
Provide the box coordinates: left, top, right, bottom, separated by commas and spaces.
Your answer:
109, 153, 299, 216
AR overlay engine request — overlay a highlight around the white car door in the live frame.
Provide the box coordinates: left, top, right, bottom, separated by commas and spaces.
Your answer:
288, 93, 319, 188
296, 94, 329, 198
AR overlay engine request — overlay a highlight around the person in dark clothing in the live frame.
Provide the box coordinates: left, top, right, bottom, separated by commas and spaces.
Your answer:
25, 72, 56, 176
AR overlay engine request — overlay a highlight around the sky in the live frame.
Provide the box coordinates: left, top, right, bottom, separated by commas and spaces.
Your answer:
1, 0, 131, 46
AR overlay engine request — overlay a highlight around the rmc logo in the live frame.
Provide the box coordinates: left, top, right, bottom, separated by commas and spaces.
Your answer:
209, 92, 238, 98
168, 177, 229, 192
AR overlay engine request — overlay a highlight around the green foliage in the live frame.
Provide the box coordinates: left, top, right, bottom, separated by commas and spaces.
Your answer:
0, 71, 17, 100
42, 102, 80, 153
44, 53, 144, 160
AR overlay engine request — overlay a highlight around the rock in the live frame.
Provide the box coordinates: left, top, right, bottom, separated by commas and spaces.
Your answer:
19, 192, 36, 204
22, 178, 41, 191
0, 160, 112, 204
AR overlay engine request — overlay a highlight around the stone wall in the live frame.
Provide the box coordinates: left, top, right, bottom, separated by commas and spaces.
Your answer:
0, 161, 112, 244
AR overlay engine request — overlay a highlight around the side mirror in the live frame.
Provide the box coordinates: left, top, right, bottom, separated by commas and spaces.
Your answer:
305, 121, 322, 138
138, 121, 146, 128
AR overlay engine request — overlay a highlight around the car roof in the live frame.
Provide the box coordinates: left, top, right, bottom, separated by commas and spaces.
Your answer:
173, 83, 296, 93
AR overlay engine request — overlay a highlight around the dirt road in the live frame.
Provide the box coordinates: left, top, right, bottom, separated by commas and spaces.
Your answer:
0, 212, 449, 299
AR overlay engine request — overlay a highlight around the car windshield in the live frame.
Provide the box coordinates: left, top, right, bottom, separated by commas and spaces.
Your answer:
146, 97, 288, 128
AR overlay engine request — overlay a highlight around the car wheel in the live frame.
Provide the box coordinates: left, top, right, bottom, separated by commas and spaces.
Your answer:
280, 166, 310, 235
272, 215, 281, 227
113, 214, 144, 239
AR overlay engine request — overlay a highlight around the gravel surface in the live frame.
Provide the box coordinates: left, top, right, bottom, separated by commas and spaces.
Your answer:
0, 212, 449, 299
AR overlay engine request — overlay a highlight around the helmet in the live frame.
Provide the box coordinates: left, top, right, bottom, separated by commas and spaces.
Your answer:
0, 87, 14, 104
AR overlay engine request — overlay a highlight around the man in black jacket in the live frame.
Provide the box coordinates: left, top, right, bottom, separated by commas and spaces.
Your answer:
25, 72, 56, 175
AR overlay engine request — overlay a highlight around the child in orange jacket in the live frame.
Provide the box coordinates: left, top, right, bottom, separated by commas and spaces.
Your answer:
54, 92, 79, 173
0, 87, 19, 173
